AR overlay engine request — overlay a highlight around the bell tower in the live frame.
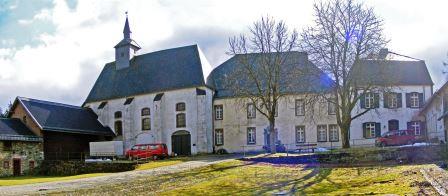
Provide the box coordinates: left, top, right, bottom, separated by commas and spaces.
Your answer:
114, 13, 141, 70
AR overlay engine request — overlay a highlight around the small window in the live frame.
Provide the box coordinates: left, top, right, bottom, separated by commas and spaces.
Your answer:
295, 126, 305, 143
247, 103, 256, 119
388, 93, 398, 108
98, 101, 107, 109
295, 99, 305, 116
114, 121, 123, 136
214, 105, 223, 120
176, 113, 186, 128
3, 161, 9, 169
317, 125, 327, 142
365, 122, 376, 138
410, 92, 419, 108
176, 102, 186, 111
142, 118, 151, 131
365, 93, 374, 109
114, 111, 122, 119
3, 141, 12, 151
29, 160, 35, 170
124, 97, 134, 105
328, 99, 336, 115
329, 125, 339, 142
247, 127, 256, 144
215, 129, 224, 146
410, 121, 421, 135
141, 108, 150, 116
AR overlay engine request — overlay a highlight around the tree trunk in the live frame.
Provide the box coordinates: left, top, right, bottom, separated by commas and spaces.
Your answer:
269, 120, 277, 154
340, 123, 351, 148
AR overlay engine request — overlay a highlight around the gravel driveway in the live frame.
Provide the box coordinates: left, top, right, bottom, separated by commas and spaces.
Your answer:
0, 154, 241, 196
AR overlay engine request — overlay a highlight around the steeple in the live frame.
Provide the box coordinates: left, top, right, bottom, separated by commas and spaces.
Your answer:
114, 12, 141, 70
123, 12, 131, 39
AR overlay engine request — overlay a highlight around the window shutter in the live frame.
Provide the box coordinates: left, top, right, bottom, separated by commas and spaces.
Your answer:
407, 122, 411, 130
405, 93, 411, 108
362, 123, 367, 138
375, 123, 381, 137
418, 93, 424, 108
383, 93, 389, 108
360, 94, 366, 109
374, 93, 380, 108
420, 121, 426, 135
397, 93, 402, 108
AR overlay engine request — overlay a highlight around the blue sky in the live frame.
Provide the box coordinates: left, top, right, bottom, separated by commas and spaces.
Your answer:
0, 0, 447, 110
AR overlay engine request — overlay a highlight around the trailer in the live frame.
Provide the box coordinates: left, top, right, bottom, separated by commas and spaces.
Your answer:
89, 141, 124, 159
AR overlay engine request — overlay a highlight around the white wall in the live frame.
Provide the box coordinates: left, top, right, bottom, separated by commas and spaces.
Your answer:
85, 87, 214, 155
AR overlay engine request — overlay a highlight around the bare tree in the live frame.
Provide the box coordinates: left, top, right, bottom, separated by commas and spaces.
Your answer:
300, 0, 388, 148
226, 16, 302, 153
0, 107, 3, 118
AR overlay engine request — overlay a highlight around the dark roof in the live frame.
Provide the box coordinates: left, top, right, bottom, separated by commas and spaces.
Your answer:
350, 60, 433, 86
17, 97, 114, 136
206, 52, 333, 98
85, 45, 207, 103
0, 118, 41, 141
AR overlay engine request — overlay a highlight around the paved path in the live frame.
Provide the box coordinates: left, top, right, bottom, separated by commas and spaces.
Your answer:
0, 155, 242, 196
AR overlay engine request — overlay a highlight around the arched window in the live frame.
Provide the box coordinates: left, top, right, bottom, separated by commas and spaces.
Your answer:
176, 113, 186, 128
114, 111, 122, 119
114, 121, 123, 136
141, 108, 150, 116
176, 102, 186, 111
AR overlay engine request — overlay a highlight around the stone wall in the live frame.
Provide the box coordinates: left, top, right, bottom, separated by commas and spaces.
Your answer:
0, 141, 43, 176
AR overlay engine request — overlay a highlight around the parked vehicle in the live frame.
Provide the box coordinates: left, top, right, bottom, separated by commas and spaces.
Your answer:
375, 130, 419, 147
89, 141, 124, 158
126, 143, 168, 160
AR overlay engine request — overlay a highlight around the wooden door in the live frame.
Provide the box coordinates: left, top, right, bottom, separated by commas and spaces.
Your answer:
172, 133, 191, 156
13, 159, 20, 176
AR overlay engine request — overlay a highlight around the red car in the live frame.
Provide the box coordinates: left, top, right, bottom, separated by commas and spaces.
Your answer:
376, 130, 419, 147
126, 143, 168, 160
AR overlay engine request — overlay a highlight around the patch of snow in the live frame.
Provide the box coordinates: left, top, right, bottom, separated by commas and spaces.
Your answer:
315, 147, 330, 152
400, 142, 431, 147
85, 159, 112, 163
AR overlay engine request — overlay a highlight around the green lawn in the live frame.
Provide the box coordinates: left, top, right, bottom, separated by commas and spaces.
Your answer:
47, 160, 437, 195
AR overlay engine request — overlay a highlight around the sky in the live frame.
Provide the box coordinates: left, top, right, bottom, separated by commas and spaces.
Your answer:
0, 0, 447, 110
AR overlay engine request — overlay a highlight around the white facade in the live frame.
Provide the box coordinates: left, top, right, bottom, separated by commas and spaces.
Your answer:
213, 96, 339, 153
419, 84, 448, 142
350, 85, 433, 146
85, 87, 214, 154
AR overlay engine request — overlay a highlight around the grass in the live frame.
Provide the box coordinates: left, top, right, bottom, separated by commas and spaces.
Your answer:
0, 173, 108, 186
47, 160, 436, 195
135, 157, 190, 170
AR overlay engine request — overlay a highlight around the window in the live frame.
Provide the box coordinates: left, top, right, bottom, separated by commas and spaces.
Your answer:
141, 108, 150, 116
176, 102, 186, 111
329, 125, 339, 142
124, 97, 134, 105
142, 118, 151, 131
114, 121, 123, 136
98, 101, 107, 109
29, 161, 35, 170
214, 105, 223, 120
410, 121, 421, 135
3, 161, 9, 169
295, 99, 305, 116
328, 99, 336, 115
215, 129, 224, 146
317, 125, 327, 142
176, 113, 186, 128
295, 126, 305, 143
388, 93, 398, 108
3, 141, 12, 151
365, 122, 376, 138
365, 93, 374, 109
247, 103, 256, 119
247, 127, 256, 144
410, 92, 419, 108
388, 120, 399, 131
114, 111, 122, 119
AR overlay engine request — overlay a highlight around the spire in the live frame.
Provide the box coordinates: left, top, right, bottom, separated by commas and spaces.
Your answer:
123, 12, 131, 39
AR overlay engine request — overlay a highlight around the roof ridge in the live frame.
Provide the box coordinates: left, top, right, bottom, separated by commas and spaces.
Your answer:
18, 97, 84, 110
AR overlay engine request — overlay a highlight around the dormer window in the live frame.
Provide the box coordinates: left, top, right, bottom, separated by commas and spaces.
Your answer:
98, 101, 107, 109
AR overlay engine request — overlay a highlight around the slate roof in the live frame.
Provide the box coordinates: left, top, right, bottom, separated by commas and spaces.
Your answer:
85, 45, 207, 103
16, 97, 114, 136
350, 60, 433, 86
0, 118, 41, 141
206, 52, 334, 98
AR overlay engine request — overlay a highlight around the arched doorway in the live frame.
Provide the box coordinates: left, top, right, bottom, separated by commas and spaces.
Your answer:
171, 130, 191, 156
